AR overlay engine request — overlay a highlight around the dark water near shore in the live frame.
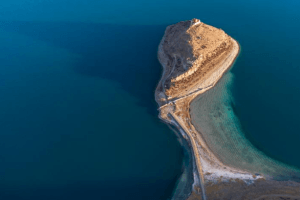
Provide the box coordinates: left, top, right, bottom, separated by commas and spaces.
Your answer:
0, 0, 300, 199
0, 22, 184, 199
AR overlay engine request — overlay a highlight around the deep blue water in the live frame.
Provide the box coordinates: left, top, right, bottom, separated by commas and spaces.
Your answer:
0, 0, 300, 199
0, 22, 184, 199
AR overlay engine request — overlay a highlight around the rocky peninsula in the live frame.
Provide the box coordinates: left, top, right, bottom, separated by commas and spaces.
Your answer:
155, 19, 300, 200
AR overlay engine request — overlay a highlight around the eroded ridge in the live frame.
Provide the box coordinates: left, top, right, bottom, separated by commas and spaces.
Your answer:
156, 19, 237, 105
155, 19, 300, 200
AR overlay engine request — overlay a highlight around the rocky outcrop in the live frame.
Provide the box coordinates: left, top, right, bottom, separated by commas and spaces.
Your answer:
156, 19, 236, 103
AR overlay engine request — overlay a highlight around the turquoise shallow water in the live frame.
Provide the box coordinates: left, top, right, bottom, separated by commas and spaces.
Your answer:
191, 71, 300, 181
0, 0, 300, 199
191, 0, 300, 181
190, 0, 300, 179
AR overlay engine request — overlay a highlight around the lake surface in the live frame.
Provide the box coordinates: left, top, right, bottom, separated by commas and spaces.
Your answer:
0, 0, 300, 199
190, 0, 300, 181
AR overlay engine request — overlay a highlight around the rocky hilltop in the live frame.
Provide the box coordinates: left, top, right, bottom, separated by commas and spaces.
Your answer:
155, 19, 300, 200
156, 19, 238, 105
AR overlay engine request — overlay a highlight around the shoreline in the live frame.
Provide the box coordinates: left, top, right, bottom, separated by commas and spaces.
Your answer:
154, 22, 262, 198
166, 123, 197, 200
167, 39, 264, 181
155, 19, 300, 199
186, 40, 264, 179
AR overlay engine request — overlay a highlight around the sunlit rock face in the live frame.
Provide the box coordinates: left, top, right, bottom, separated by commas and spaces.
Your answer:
158, 19, 235, 99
